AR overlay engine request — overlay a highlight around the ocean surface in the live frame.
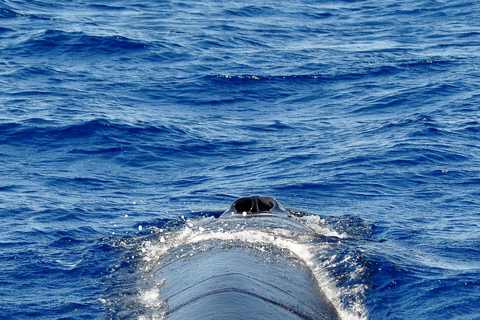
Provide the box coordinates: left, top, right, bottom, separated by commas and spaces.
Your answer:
1, 0, 479, 319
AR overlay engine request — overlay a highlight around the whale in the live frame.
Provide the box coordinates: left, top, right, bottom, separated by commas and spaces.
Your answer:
147, 196, 341, 320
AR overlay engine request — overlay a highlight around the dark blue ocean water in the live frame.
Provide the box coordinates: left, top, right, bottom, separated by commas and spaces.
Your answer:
1, 0, 479, 319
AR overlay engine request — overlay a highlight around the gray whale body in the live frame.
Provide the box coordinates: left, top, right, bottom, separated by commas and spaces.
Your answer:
154, 196, 341, 320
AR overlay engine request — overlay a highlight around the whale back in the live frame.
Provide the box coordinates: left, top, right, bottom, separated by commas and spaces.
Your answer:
156, 244, 339, 320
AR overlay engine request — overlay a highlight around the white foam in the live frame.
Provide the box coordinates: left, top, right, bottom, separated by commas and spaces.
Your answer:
301, 214, 346, 238
141, 288, 160, 306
